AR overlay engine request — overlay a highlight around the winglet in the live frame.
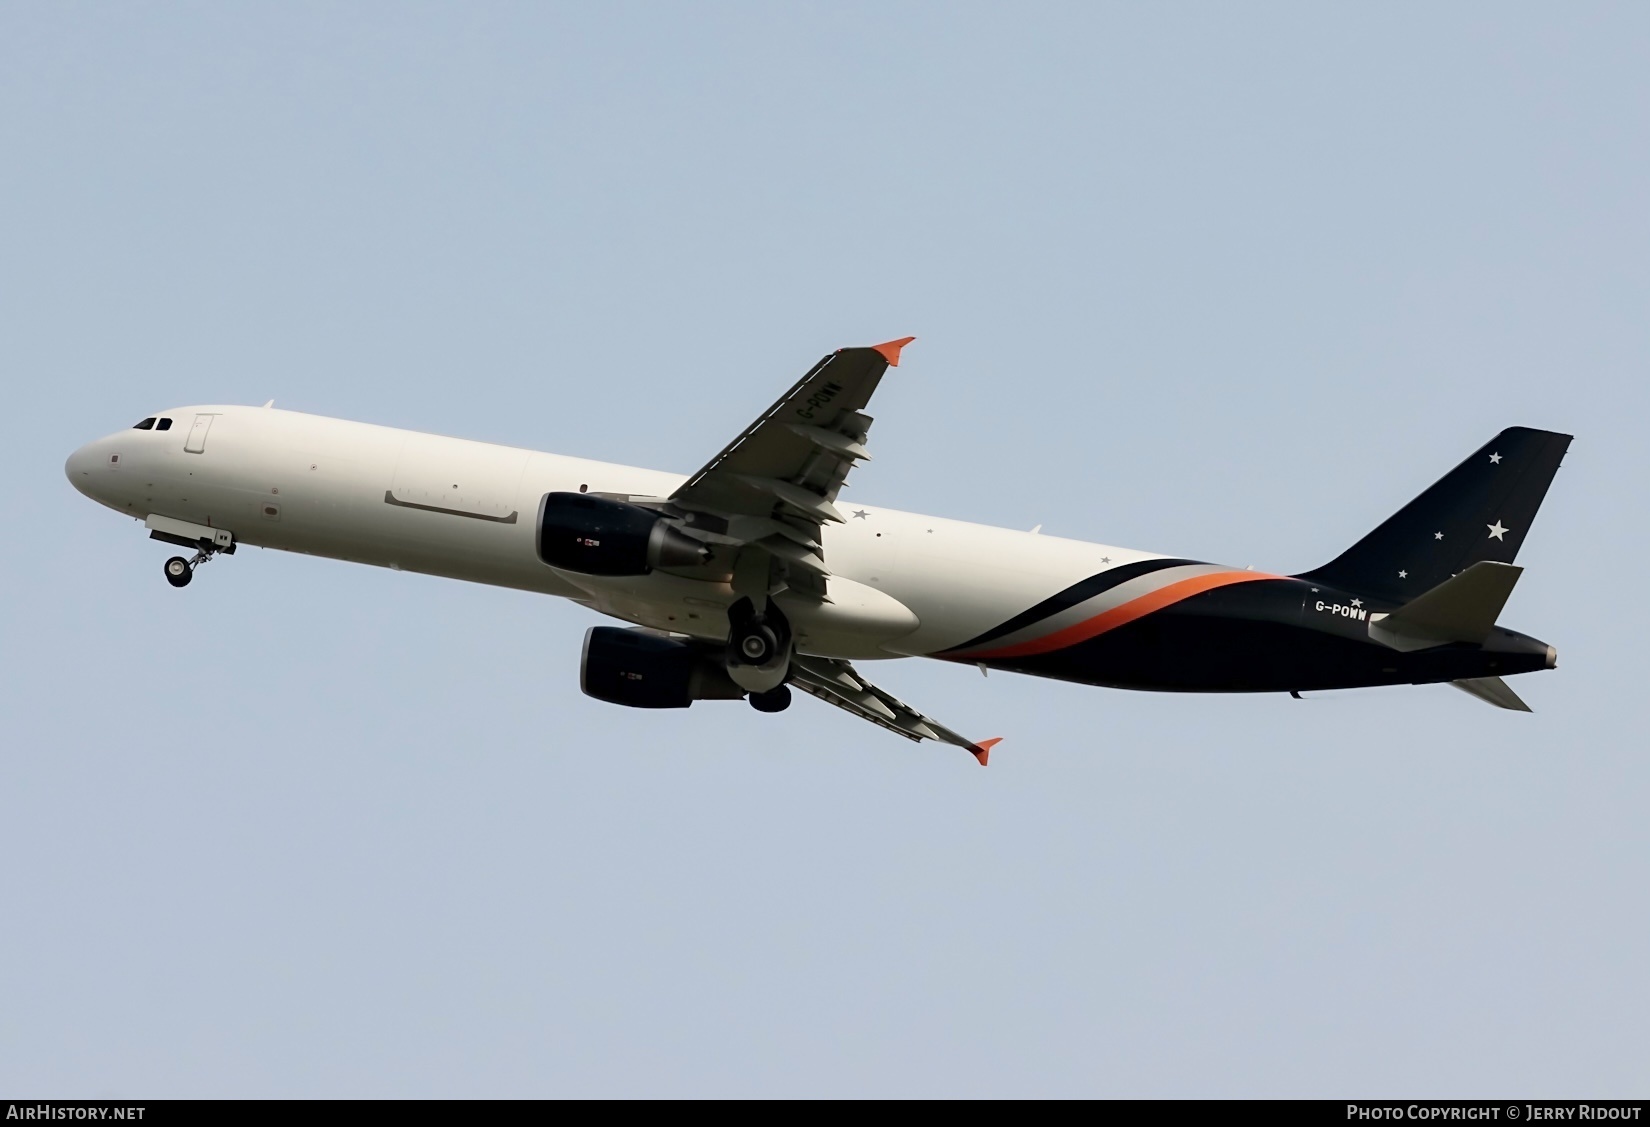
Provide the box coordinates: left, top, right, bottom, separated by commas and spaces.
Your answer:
871, 336, 916, 367
969, 737, 1002, 767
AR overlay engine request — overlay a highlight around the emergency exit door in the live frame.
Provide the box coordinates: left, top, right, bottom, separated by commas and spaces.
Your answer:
184, 413, 215, 454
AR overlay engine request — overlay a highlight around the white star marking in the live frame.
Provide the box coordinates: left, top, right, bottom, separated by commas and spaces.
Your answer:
1489, 452, 1502, 464
1488, 520, 1508, 541
852, 509, 869, 520
1434, 531, 1444, 540
1351, 598, 1363, 608
1398, 570, 1408, 579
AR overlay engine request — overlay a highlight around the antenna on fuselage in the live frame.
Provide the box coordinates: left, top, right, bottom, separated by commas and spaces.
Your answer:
261, 399, 275, 408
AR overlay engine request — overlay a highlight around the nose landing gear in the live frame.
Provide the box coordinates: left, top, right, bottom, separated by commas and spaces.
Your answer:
147, 516, 236, 590
163, 556, 192, 587
162, 544, 220, 589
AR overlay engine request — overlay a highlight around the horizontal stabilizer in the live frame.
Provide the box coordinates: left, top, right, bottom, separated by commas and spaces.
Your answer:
1451, 676, 1533, 712
1369, 560, 1522, 652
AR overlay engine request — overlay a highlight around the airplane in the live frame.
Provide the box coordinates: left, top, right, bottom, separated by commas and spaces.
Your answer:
65, 338, 1570, 764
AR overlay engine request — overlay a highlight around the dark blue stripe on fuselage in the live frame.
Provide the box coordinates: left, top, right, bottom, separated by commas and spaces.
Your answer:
944, 557, 1198, 653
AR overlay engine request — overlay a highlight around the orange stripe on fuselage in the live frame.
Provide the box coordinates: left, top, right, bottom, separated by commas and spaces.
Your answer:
959, 571, 1279, 661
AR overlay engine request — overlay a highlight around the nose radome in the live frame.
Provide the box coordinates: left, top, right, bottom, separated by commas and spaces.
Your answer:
65, 441, 100, 496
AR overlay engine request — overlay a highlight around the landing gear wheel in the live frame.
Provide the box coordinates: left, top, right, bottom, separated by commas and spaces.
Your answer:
750, 685, 792, 713
164, 556, 193, 588
727, 596, 789, 667
725, 595, 794, 694
737, 624, 780, 666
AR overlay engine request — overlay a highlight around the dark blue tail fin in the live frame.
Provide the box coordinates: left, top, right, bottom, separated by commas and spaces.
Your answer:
1298, 427, 1572, 604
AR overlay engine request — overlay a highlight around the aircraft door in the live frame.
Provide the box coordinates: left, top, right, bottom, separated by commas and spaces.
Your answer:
184, 413, 216, 454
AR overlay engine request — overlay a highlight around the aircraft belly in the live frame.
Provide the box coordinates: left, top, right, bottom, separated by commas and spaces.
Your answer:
553, 571, 920, 660
990, 614, 1380, 693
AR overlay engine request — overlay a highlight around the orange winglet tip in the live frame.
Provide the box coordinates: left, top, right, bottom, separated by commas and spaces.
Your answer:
969, 737, 1002, 767
871, 336, 916, 366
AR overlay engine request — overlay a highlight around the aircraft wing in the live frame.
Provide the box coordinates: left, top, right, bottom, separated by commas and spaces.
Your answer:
789, 654, 1000, 765
667, 338, 914, 588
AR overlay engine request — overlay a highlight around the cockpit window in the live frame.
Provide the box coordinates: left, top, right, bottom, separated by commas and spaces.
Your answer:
156, 417, 173, 431
133, 418, 156, 430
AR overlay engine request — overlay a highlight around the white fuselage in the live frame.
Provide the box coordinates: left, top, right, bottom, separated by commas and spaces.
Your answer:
66, 405, 1166, 660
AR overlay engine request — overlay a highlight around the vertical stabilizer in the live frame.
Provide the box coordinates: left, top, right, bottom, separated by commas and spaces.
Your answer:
1299, 427, 1570, 603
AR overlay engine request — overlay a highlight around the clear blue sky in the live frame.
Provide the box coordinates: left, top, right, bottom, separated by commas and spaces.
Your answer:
3, 2, 1646, 1097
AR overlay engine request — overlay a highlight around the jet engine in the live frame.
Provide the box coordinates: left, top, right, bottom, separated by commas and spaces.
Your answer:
538, 492, 709, 576
580, 627, 746, 709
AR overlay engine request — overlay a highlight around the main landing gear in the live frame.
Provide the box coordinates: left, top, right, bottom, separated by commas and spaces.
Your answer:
162, 544, 220, 588
725, 595, 794, 695
749, 685, 792, 713
724, 594, 795, 711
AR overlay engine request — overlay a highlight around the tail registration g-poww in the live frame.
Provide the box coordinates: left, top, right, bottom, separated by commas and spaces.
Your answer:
66, 339, 1570, 764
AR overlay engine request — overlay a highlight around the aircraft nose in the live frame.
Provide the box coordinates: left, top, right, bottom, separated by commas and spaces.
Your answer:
65, 440, 103, 497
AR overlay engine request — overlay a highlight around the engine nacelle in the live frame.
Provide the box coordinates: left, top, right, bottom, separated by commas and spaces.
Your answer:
538, 492, 709, 576
580, 627, 746, 709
